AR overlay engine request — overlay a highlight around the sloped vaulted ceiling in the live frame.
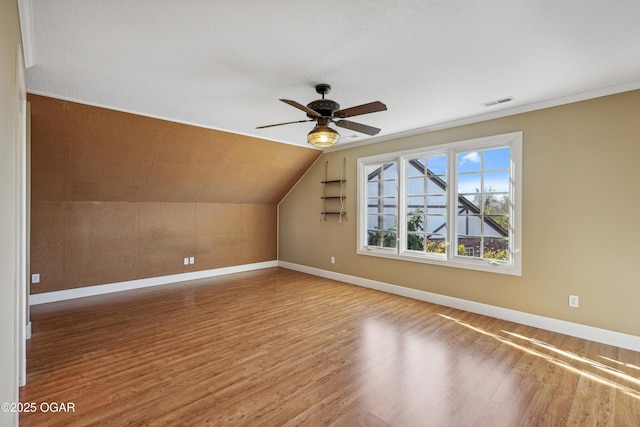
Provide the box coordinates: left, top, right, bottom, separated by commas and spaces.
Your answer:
29, 95, 320, 204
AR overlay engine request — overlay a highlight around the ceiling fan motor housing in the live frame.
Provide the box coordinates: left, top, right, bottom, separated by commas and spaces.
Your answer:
306, 99, 340, 118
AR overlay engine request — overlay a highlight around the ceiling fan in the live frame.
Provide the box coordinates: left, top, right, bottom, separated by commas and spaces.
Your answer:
256, 83, 387, 147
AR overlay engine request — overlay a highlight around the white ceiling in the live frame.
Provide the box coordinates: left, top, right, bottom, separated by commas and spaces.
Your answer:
22, 0, 640, 149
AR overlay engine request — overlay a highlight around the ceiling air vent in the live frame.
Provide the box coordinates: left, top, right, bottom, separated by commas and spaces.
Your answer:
482, 96, 514, 107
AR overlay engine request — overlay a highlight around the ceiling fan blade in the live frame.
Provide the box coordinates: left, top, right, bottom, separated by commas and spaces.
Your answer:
334, 101, 387, 118
335, 120, 381, 136
280, 99, 321, 117
256, 119, 315, 129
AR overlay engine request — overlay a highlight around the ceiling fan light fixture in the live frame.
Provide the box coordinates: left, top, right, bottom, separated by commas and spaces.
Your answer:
307, 123, 340, 147
257, 83, 386, 146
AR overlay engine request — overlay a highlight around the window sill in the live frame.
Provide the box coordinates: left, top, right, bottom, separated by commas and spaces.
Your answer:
357, 247, 521, 276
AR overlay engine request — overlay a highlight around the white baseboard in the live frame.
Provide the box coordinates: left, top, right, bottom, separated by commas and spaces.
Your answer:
279, 261, 640, 352
29, 261, 278, 305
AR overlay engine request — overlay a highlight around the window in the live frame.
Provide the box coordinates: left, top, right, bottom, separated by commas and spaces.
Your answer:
357, 132, 522, 275
365, 162, 398, 249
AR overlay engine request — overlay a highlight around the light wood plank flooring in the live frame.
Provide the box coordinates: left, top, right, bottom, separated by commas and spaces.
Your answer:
20, 268, 640, 426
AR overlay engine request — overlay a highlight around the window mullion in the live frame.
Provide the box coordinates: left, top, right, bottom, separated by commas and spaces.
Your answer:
398, 157, 407, 255
447, 149, 455, 261
480, 150, 485, 260
377, 177, 384, 246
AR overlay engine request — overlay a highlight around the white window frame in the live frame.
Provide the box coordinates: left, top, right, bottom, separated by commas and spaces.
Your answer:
357, 131, 522, 276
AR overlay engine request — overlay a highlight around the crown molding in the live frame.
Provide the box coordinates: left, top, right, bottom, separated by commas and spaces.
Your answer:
327, 79, 640, 153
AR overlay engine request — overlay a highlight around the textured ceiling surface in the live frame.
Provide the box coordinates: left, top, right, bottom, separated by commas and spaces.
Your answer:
24, 1, 640, 148
29, 95, 320, 204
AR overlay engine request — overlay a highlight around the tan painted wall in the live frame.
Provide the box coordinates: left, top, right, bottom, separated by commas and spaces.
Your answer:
279, 90, 640, 337
29, 95, 318, 293
0, 0, 21, 423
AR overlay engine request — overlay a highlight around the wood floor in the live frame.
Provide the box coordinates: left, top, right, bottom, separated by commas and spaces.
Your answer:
20, 268, 640, 426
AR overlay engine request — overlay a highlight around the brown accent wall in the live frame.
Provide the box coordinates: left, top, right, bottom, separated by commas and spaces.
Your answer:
29, 95, 319, 293
279, 89, 640, 337
31, 201, 276, 293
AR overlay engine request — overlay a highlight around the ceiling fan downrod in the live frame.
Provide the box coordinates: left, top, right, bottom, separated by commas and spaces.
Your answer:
315, 83, 331, 99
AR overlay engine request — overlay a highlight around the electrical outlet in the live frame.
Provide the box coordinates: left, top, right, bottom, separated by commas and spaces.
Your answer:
189, 256, 195, 265
183, 257, 189, 265
569, 295, 579, 308
330, 256, 335, 264
32, 274, 40, 284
